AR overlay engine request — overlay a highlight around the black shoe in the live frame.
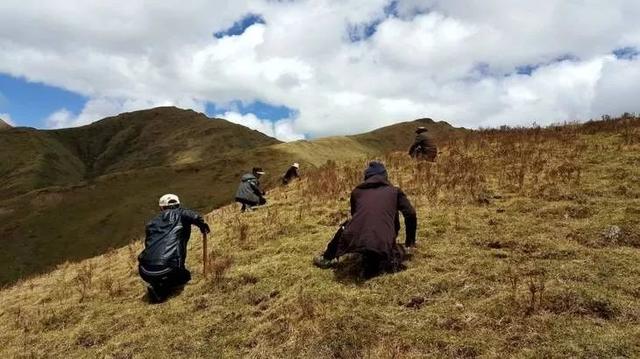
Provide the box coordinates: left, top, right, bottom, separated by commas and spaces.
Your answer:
146, 285, 165, 303
313, 255, 335, 269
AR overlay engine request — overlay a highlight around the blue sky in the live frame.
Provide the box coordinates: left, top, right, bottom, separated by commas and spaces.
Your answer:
0, 74, 86, 127
214, 14, 265, 39
0, 72, 296, 127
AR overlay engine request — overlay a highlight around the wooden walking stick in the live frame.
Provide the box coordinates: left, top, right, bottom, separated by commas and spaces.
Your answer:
202, 232, 208, 277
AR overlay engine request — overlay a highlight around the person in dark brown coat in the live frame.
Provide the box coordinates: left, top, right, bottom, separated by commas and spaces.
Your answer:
313, 161, 417, 278
409, 127, 437, 161
282, 162, 300, 185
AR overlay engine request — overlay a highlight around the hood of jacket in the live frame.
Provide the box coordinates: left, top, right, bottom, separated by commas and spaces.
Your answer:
241, 173, 257, 182
356, 174, 390, 189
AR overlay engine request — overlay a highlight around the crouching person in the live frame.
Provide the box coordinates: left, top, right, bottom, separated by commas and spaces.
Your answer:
235, 167, 267, 212
313, 161, 417, 278
138, 194, 210, 303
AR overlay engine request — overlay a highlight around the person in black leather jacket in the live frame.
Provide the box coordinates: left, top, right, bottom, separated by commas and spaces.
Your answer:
138, 194, 210, 303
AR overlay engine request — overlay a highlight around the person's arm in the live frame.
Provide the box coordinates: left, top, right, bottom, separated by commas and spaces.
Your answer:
248, 179, 262, 196
408, 137, 421, 155
181, 209, 211, 234
408, 142, 417, 155
397, 189, 417, 247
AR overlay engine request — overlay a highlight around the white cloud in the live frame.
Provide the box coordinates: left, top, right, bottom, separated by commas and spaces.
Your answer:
592, 56, 640, 117
0, 112, 13, 125
1, 0, 640, 138
219, 111, 304, 142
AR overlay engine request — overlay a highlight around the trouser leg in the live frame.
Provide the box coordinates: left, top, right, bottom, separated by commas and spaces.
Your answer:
167, 267, 191, 287
361, 252, 384, 279
323, 221, 349, 260
237, 198, 258, 212
139, 265, 191, 300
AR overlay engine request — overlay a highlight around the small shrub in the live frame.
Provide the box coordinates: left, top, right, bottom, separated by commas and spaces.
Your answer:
74, 262, 95, 302
208, 253, 233, 281
296, 288, 315, 319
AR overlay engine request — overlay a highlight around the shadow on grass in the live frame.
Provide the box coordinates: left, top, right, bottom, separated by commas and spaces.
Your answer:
332, 253, 411, 285
333, 255, 365, 285
142, 285, 186, 305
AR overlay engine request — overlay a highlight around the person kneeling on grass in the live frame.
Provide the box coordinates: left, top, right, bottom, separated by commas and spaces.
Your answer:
235, 167, 267, 212
313, 161, 418, 278
282, 162, 300, 185
138, 194, 210, 303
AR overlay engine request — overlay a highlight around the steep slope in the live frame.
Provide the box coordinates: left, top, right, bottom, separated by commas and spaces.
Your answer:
0, 117, 638, 358
0, 111, 460, 285
0, 128, 85, 196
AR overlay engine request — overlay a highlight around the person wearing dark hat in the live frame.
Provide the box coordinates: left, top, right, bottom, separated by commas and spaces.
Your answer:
313, 161, 417, 278
409, 126, 437, 161
235, 167, 267, 212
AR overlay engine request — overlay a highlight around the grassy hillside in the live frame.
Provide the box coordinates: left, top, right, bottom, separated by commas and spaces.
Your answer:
0, 109, 456, 286
0, 116, 638, 358
0, 128, 85, 196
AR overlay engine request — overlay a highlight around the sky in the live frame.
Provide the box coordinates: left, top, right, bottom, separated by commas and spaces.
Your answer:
0, 1, 639, 141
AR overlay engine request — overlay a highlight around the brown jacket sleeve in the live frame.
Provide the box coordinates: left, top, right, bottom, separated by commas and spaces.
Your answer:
350, 191, 357, 216
397, 189, 417, 246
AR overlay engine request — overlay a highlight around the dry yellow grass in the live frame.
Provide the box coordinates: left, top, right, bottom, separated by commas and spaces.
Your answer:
0, 117, 639, 358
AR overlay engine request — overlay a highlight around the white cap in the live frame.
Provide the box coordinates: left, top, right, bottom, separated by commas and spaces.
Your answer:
293, 162, 300, 168
159, 194, 180, 207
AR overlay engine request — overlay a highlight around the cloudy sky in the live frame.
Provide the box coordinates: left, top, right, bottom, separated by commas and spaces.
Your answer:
0, 0, 639, 140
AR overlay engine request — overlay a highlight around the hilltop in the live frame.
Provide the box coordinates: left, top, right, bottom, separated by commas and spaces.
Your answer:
0, 107, 280, 197
0, 108, 459, 285
0, 116, 638, 357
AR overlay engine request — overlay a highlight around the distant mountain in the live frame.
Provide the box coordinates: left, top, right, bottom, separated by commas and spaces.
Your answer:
0, 107, 279, 198
0, 107, 462, 285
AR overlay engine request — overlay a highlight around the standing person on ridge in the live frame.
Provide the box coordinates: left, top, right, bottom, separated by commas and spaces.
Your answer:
282, 162, 300, 185
409, 126, 438, 162
235, 167, 267, 212
138, 194, 210, 303
313, 161, 418, 278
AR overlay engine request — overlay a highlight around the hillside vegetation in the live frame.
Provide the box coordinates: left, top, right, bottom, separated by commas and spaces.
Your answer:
0, 109, 458, 286
0, 116, 638, 358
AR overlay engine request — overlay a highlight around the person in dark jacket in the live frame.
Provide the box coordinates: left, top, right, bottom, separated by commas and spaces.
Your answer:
235, 167, 267, 212
282, 162, 300, 185
409, 126, 437, 161
313, 161, 417, 278
138, 194, 210, 303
